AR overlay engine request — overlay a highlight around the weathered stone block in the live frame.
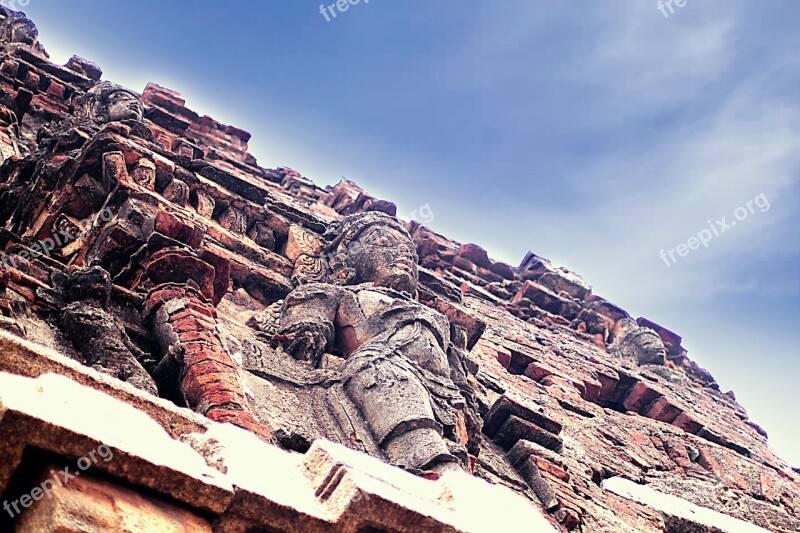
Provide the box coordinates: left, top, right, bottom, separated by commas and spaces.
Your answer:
15, 467, 212, 533
483, 396, 563, 439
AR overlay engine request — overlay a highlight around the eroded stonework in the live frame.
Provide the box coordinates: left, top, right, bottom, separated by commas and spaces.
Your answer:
0, 6, 798, 532
274, 212, 482, 474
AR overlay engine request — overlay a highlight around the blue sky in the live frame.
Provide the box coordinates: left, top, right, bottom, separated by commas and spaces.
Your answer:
23, 1, 798, 465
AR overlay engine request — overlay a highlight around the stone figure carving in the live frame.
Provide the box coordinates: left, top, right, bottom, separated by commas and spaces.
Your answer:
54, 266, 158, 395
275, 212, 480, 474
0, 93, 20, 164
34, 81, 151, 155
75, 81, 145, 125
610, 318, 667, 366
0, 9, 41, 49
2, 81, 145, 235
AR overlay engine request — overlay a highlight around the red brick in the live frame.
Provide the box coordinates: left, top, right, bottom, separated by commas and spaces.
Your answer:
46, 81, 65, 99
191, 385, 243, 407
645, 396, 683, 424
183, 372, 242, 397
495, 349, 511, 369
581, 377, 602, 403
523, 361, 555, 382
171, 316, 214, 333
183, 342, 231, 361
169, 310, 216, 329
182, 360, 236, 385
185, 300, 217, 319
534, 457, 570, 482
206, 409, 272, 441
673, 412, 703, 435
178, 330, 219, 344
145, 288, 188, 315
622, 381, 661, 413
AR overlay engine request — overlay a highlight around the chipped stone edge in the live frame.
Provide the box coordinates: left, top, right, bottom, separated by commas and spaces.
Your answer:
0, 331, 557, 532
601, 476, 771, 533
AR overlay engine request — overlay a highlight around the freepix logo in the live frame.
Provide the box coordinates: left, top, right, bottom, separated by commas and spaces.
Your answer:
0, 0, 31, 10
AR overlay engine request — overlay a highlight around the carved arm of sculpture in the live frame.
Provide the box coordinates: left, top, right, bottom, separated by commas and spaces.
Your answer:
277, 283, 341, 365
445, 324, 482, 456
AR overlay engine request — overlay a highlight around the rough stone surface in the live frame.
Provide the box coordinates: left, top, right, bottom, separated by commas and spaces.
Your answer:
0, 369, 555, 532
0, 371, 234, 515
602, 477, 770, 533
15, 466, 212, 533
0, 6, 798, 532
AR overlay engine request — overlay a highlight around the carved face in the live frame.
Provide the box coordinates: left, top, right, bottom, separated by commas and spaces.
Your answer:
10, 19, 37, 45
104, 90, 144, 122
346, 225, 418, 294
627, 329, 668, 366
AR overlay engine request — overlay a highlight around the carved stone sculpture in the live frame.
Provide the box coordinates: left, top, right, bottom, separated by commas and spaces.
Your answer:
276, 212, 480, 474
34, 81, 150, 157
75, 81, 145, 125
609, 317, 667, 366
0, 9, 42, 50
0, 93, 19, 164
54, 266, 158, 395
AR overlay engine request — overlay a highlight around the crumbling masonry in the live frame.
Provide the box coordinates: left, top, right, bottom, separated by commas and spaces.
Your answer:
0, 6, 797, 532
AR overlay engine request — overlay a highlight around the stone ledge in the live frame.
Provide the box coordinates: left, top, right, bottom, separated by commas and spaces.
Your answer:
15, 466, 214, 532
0, 330, 211, 439
602, 477, 770, 533
0, 371, 233, 514
0, 342, 556, 531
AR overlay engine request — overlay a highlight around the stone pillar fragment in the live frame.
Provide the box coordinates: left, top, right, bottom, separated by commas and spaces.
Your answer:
141, 248, 271, 441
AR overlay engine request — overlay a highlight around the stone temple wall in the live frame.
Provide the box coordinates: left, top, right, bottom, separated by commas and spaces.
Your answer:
0, 6, 797, 532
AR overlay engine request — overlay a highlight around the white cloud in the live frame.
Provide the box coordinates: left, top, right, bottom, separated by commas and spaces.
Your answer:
483, 1, 800, 307
561, 3, 735, 115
